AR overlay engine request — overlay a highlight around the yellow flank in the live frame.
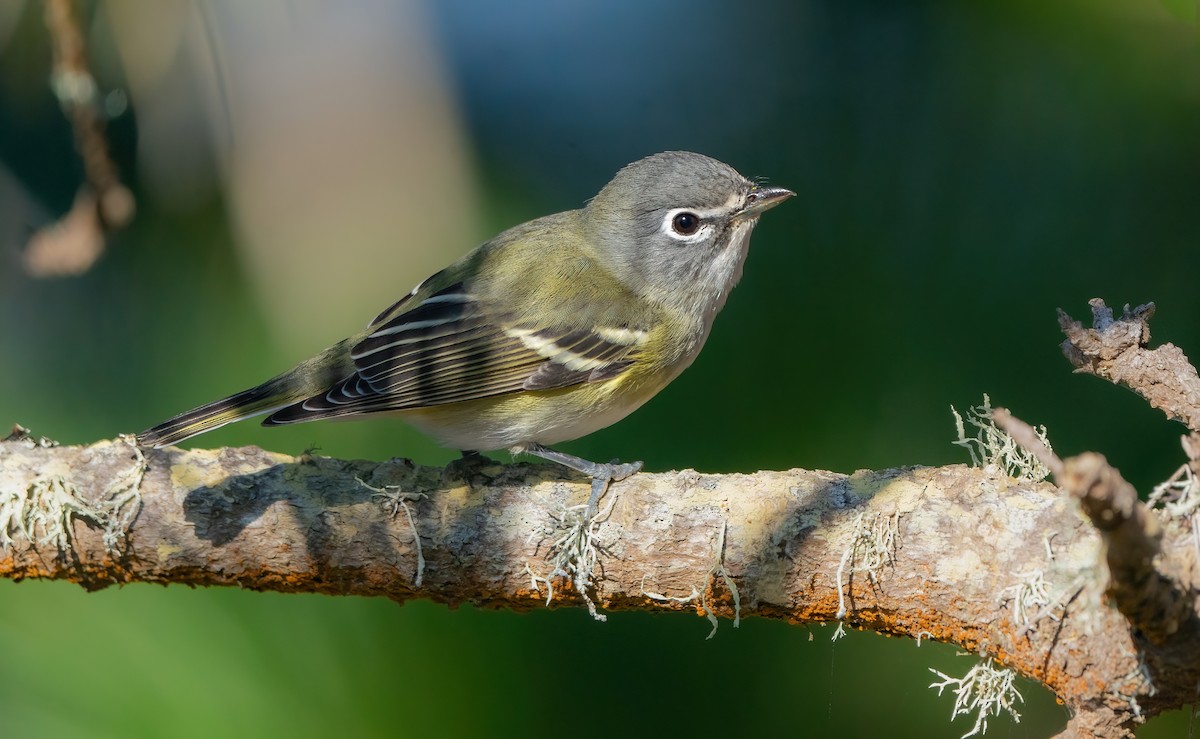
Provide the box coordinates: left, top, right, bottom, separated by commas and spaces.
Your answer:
396, 306, 702, 451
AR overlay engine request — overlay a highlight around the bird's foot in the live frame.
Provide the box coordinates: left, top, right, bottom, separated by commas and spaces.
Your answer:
584, 459, 644, 520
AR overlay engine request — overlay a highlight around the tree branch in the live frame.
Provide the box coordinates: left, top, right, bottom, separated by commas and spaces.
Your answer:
0, 432, 1195, 737
1059, 299, 1200, 433
993, 410, 1196, 647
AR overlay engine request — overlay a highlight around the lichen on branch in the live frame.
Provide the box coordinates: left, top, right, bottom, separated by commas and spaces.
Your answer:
0, 432, 1187, 735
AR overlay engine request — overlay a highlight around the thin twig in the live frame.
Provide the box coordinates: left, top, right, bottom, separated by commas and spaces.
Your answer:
27, 0, 135, 277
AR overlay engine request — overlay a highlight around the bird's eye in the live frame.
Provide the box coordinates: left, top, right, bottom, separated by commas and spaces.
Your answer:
671, 212, 701, 236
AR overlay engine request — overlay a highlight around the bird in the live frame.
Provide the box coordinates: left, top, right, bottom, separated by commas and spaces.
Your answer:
138, 151, 793, 512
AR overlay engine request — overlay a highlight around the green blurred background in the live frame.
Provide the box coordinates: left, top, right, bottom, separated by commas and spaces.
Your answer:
1, 0, 1197, 735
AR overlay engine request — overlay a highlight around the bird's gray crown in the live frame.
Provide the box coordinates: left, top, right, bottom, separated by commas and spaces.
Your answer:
588, 151, 750, 218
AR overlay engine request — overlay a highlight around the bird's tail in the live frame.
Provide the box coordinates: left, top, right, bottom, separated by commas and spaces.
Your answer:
136, 383, 294, 448
137, 339, 356, 448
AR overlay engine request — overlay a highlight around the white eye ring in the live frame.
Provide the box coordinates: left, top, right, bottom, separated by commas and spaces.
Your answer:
662, 208, 713, 242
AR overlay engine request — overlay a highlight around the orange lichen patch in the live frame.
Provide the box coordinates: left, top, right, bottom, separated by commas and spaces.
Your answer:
697, 579, 737, 617
0, 558, 130, 590
0, 560, 58, 581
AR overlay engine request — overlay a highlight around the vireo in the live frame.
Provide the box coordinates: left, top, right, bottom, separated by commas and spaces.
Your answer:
139, 151, 792, 511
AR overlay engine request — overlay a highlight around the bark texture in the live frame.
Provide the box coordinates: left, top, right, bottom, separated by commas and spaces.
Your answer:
0, 435, 1196, 736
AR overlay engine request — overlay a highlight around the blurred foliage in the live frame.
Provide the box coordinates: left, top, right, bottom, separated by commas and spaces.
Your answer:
2, 0, 1199, 735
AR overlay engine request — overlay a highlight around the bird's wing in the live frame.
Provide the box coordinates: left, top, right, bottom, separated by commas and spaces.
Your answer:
262, 281, 647, 424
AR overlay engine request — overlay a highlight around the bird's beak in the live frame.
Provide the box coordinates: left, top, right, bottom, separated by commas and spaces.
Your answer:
735, 186, 795, 219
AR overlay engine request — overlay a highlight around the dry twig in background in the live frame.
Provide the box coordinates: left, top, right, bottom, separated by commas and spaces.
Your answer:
24, 0, 135, 277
